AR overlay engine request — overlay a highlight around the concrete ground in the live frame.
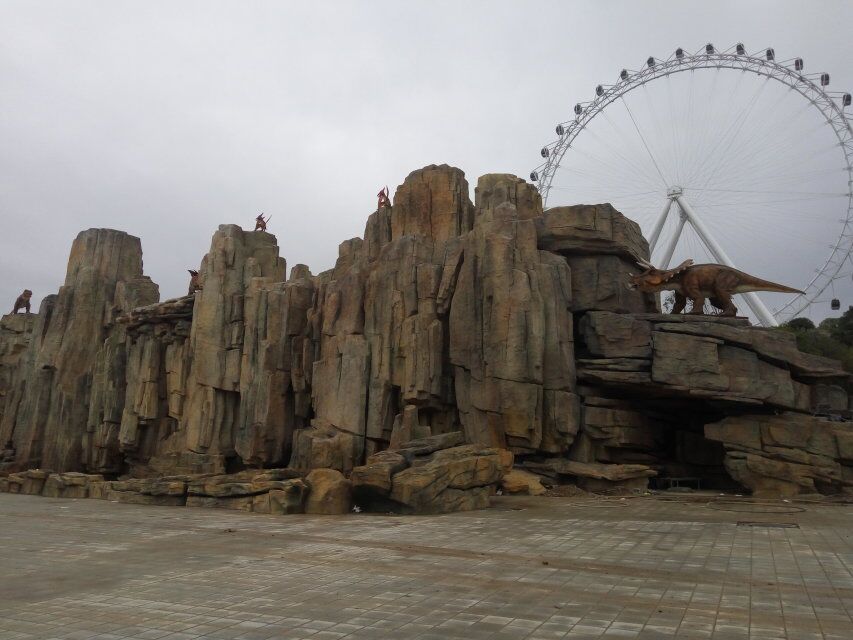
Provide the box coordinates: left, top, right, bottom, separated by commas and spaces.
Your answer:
0, 493, 851, 640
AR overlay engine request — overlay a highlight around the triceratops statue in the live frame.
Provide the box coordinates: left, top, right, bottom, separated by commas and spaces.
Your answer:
628, 259, 803, 317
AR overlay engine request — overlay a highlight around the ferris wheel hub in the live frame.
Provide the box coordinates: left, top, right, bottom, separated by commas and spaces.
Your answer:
666, 186, 683, 198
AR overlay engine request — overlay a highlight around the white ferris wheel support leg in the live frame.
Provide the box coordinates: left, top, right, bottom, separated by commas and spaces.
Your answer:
673, 194, 779, 327
647, 198, 673, 254
659, 205, 687, 269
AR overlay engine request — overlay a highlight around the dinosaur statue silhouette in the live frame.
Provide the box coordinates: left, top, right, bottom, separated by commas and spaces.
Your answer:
628, 259, 803, 317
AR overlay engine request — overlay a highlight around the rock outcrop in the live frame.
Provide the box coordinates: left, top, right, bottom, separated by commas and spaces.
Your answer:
705, 413, 853, 497
3, 229, 157, 472
571, 311, 852, 495
1, 163, 851, 512
0, 313, 36, 464
351, 431, 511, 514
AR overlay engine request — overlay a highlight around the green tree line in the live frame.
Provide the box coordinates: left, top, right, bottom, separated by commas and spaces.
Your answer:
779, 308, 853, 372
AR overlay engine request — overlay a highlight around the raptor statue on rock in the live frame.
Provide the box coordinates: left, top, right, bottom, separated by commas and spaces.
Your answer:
628, 259, 803, 317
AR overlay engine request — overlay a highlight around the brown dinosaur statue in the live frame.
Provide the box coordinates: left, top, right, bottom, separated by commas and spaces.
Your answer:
377, 186, 391, 209
12, 289, 32, 314
187, 270, 201, 295
254, 213, 270, 232
628, 259, 803, 317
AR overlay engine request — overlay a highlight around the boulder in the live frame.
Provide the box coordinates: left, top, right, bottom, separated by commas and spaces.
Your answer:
350, 450, 408, 503
304, 468, 352, 515
7, 469, 52, 495
389, 445, 504, 512
501, 469, 546, 495
706, 413, 853, 497
290, 424, 360, 474
395, 431, 465, 457
267, 479, 309, 514
42, 472, 104, 499
535, 203, 650, 262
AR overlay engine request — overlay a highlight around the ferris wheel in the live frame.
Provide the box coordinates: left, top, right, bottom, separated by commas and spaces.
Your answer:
531, 43, 853, 326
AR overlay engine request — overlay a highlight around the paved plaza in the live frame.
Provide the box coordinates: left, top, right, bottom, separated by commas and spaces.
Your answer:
0, 493, 851, 640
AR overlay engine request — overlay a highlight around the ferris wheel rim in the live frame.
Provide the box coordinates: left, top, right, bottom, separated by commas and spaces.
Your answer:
531, 44, 853, 322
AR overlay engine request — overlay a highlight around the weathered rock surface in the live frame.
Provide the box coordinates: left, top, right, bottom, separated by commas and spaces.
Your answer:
705, 413, 853, 497
181, 226, 288, 464
536, 205, 658, 315
0, 466, 313, 512
0, 313, 36, 462
42, 472, 105, 498
304, 468, 352, 515
572, 310, 851, 495
351, 431, 510, 514
450, 178, 579, 454
255, 479, 309, 514
501, 469, 546, 495
578, 311, 847, 410
5, 469, 52, 495
5, 230, 158, 472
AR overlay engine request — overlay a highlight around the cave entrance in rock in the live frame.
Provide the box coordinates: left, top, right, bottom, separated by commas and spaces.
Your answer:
650, 416, 743, 493
573, 394, 749, 494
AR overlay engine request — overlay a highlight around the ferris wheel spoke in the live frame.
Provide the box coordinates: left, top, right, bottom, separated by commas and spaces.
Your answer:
688, 194, 846, 207
620, 97, 670, 187
665, 77, 684, 184
641, 83, 679, 181
689, 78, 774, 190
552, 160, 655, 197
684, 71, 756, 187
568, 142, 661, 191
688, 68, 730, 183
699, 165, 844, 196
595, 110, 670, 187
687, 89, 814, 191
566, 119, 665, 190
710, 119, 833, 186
690, 187, 846, 196
698, 212, 841, 288
697, 153, 840, 197
723, 99, 815, 166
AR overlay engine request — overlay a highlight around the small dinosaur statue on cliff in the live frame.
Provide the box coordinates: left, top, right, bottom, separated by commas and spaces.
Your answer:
254, 213, 270, 232
628, 259, 803, 317
12, 289, 32, 314
187, 270, 201, 296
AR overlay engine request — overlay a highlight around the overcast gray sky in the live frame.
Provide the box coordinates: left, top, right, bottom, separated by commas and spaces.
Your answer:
1, 0, 851, 313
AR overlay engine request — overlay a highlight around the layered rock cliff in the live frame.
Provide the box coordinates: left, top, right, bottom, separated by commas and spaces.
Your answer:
1, 164, 851, 507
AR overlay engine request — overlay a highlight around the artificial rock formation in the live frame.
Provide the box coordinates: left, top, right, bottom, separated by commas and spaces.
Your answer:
1, 229, 158, 472
351, 431, 512, 513
569, 311, 853, 495
1, 163, 852, 512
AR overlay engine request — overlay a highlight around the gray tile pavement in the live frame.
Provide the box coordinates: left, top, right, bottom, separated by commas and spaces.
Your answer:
0, 493, 851, 639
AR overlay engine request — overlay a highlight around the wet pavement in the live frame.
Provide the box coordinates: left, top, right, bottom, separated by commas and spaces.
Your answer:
1, 492, 851, 639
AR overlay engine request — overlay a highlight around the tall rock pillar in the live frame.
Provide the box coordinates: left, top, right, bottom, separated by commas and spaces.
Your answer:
450, 175, 579, 453
11, 229, 156, 471
180, 225, 286, 463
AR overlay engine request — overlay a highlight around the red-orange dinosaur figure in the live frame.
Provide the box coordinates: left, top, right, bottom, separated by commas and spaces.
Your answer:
377, 186, 391, 209
628, 259, 803, 317
187, 270, 201, 296
254, 213, 269, 232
